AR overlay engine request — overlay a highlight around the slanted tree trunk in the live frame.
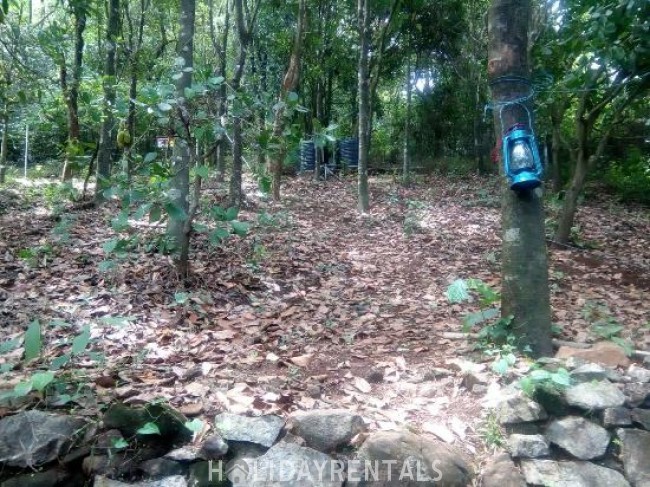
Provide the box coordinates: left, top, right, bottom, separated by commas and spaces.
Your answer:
488, 0, 552, 357
270, 0, 306, 200
61, 4, 87, 181
357, 0, 370, 213
228, 0, 260, 208
96, 0, 120, 202
167, 0, 195, 279
402, 55, 412, 187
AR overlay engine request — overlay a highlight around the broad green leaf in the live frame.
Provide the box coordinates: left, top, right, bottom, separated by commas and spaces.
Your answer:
136, 422, 161, 435
31, 371, 55, 392
143, 152, 157, 164
164, 202, 187, 221
210, 228, 231, 245
445, 279, 470, 303
209, 76, 225, 85
174, 292, 189, 304
112, 437, 129, 450
24, 321, 42, 361
230, 221, 249, 237
50, 354, 71, 371
134, 203, 152, 220
185, 418, 204, 434
14, 381, 32, 397
461, 308, 500, 332
225, 207, 239, 221
0, 338, 20, 354
0, 363, 13, 373
72, 326, 91, 356
158, 102, 173, 112
550, 369, 571, 387
491, 357, 510, 375
103, 239, 119, 254
287, 91, 299, 103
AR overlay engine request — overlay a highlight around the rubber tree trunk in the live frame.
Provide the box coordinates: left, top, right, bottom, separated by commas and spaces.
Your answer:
357, 0, 370, 213
167, 0, 195, 279
212, 0, 230, 183
270, 0, 306, 200
96, 0, 120, 202
0, 108, 7, 183
228, 0, 259, 208
488, 0, 553, 358
61, 5, 86, 182
402, 55, 411, 187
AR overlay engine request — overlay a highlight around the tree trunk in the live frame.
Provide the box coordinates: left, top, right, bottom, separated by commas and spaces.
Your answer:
167, 0, 195, 279
402, 55, 411, 187
488, 0, 553, 357
213, 0, 230, 183
228, 0, 260, 207
0, 108, 7, 183
61, 5, 86, 181
270, 0, 306, 200
357, 0, 370, 213
96, 0, 120, 202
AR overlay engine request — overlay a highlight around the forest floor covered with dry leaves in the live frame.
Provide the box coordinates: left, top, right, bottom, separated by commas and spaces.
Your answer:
0, 174, 649, 456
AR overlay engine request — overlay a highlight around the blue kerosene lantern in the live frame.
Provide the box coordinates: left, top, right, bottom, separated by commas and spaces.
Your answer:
502, 122, 543, 191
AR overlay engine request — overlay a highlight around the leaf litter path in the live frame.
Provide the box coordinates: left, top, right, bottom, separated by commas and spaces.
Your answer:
0, 175, 649, 458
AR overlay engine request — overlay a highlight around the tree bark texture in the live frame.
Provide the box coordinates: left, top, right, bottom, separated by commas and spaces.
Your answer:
357, 0, 370, 213
488, 0, 553, 357
168, 0, 195, 278
96, 0, 120, 202
60, 4, 86, 181
270, 0, 306, 200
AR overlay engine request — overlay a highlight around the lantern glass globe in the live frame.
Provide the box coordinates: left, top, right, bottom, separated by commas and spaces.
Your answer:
511, 141, 534, 172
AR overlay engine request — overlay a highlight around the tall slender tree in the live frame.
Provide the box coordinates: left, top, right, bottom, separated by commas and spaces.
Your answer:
60, 0, 87, 181
167, 0, 196, 278
269, 0, 306, 201
487, 0, 552, 357
228, 0, 260, 208
357, 0, 370, 213
95, 0, 120, 202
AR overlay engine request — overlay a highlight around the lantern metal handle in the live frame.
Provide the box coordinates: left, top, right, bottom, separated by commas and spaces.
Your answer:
498, 101, 533, 134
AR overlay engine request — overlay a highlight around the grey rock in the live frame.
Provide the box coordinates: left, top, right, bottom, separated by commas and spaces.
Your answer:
461, 371, 488, 391
497, 395, 548, 424
628, 365, 650, 383
520, 460, 629, 487
349, 429, 473, 486
93, 475, 188, 487
164, 446, 205, 462
0, 467, 70, 487
570, 363, 609, 383
480, 452, 525, 487
545, 416, 610, 460
104, 403, 192, 445
632, 408, 650, 430
565, 380, 625, 410
0, 411, 88, 468
200, 434, 229, 459
287, 409, 366, 452
506, 434, 550, 458
228, 441, 342, 487
214, 413, 284, 448
140, 458, 187, 478
618, 428, 650, 486
623, 382, 650, 408
603, 407, 632, 428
